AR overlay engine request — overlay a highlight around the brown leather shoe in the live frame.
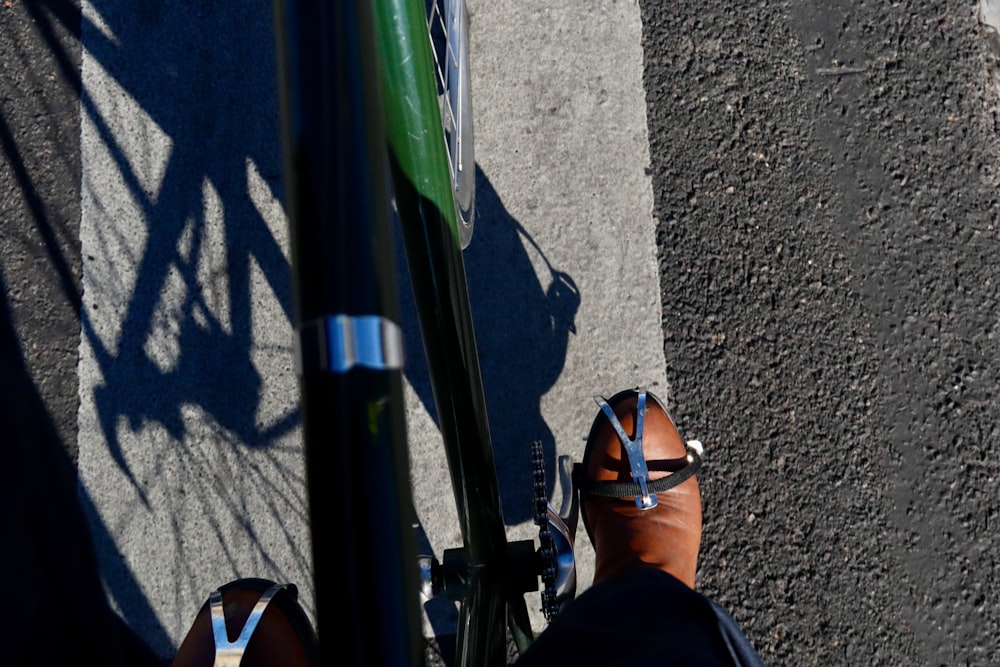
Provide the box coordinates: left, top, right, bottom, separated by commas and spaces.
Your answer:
577, 388, 703, 588
172, 579, 318, 667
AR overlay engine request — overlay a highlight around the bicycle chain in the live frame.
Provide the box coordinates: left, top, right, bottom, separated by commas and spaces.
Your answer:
531, 440, 559, 621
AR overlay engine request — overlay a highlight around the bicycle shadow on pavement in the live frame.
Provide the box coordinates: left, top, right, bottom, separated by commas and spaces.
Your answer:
69, 0, 307, 658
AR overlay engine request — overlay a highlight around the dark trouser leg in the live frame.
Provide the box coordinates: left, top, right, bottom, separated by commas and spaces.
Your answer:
0, 285, 160, 666
516, 569, 765, 667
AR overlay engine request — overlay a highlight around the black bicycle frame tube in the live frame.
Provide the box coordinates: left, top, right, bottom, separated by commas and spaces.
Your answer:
271, 0, 423, 664
390, 164, 518, 665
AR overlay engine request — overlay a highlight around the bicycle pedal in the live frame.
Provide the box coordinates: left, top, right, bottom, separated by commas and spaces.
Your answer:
417, 554, 443, 600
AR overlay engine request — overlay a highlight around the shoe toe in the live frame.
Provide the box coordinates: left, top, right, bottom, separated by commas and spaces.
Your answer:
580, 389, 703, 588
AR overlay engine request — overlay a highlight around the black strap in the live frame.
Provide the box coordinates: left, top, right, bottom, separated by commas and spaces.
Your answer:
574, 447, 702, 499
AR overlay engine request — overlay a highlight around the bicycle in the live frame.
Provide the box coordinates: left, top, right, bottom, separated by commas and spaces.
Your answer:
268, 0, 578, 663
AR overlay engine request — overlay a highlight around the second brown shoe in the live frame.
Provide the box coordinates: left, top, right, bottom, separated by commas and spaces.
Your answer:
172, 579, 318, 667
576, 388, 703, 588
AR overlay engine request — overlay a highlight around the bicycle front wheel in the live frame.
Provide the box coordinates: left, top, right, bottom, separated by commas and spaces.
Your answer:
427, 0, 475, 248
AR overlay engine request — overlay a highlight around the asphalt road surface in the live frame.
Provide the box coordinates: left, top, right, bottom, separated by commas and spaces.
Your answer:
4, 0, 1000, 665
643, 1, 1000, 664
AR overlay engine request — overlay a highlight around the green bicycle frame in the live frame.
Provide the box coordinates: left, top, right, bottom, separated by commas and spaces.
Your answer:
273, 0, 537, 663
372, 0, 538, 664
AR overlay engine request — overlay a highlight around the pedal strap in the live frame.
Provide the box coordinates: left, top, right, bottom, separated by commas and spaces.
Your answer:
573, 444, 702, 500
577, 389, 703, 507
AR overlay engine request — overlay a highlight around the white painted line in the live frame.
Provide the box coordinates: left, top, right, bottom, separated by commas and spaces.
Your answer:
77, 2, 310, 658
77, 0, 665, 655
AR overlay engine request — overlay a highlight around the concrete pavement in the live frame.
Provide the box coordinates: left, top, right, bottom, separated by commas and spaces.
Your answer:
75, 0, 664, 657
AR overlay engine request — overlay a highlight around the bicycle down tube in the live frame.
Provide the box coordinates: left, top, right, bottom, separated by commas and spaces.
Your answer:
372, 0, 540, 662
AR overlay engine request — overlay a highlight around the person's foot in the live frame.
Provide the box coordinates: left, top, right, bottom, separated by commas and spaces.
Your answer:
172, 579, 317, 667
580, 389, 703, 588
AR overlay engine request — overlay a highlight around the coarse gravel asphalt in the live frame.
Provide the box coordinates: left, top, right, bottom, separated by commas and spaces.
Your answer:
643, 0, 1000, 664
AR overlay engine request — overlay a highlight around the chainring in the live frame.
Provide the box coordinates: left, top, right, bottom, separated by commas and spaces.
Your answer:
531, 439, 559, 620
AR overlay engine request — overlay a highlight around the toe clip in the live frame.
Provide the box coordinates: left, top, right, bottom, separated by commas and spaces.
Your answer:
583, 389, 703, 510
